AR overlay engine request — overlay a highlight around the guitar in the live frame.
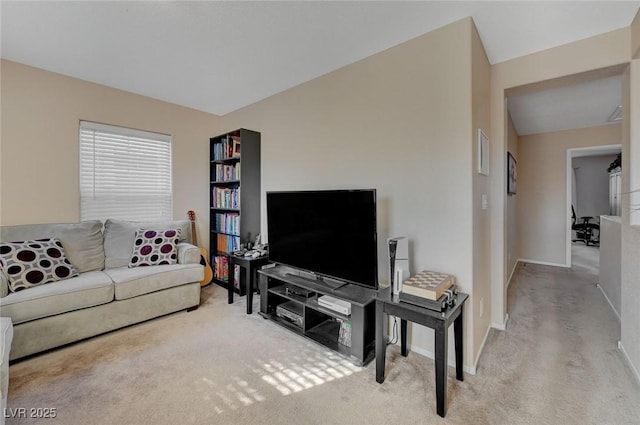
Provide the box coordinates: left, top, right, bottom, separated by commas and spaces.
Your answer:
187, 210, 213, 286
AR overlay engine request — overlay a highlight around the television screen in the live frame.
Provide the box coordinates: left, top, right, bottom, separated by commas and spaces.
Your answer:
266, 189, 378, 289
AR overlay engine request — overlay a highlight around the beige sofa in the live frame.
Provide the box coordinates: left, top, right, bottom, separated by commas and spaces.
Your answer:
0, 219, 203, 360
1, 317, 12, 425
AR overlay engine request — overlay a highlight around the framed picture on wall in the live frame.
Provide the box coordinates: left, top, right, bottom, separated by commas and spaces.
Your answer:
478, 129, 489, 175
507, 152, 517, 195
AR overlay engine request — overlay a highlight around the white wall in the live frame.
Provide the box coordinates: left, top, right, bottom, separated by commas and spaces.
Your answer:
573, 154, 618, 218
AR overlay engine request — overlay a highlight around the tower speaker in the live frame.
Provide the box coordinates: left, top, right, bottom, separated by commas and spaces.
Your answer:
388, 237, 409, 296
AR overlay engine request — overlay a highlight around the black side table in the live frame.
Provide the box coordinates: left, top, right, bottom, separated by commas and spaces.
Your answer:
228, 254, 269, 314
375, 287, 468, 418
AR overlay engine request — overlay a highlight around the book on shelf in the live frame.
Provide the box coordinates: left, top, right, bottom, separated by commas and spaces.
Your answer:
337, 318, 352, 347
212, 187, 240, 209
232, 137, 241, 158
215, 212, 240, 235
214, 164, 239, 182
216, 234, 240, 254
400, 270, 455, 300
213, 255, 229, 281
212, 135, 239, 160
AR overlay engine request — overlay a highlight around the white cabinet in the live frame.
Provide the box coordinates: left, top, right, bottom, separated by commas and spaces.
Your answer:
609, 171, 622, 216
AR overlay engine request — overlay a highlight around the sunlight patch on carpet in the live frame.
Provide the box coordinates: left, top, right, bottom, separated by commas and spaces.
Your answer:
256, 349, 364, 396
200, 376, 266, 414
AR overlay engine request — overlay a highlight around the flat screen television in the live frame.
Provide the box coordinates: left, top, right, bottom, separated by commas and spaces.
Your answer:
266, 189, 378, 290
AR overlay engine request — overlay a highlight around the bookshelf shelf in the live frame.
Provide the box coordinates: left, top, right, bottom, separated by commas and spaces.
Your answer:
209, 129, 261, 295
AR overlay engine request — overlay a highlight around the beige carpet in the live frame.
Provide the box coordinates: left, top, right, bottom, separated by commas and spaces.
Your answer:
6, 263, 640, 425
571, 242, 600, 276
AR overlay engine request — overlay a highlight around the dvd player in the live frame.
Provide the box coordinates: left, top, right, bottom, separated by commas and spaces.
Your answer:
276, 301, 304, 328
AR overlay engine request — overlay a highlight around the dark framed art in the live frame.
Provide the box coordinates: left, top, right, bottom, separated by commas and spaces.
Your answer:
507, 152, 517, 195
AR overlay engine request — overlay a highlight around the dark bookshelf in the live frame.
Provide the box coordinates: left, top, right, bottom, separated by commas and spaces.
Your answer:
209, 129, 260, 295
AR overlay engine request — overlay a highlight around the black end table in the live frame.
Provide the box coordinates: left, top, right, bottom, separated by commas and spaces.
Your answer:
227, 254, 269, 314
375, 287, 468, 417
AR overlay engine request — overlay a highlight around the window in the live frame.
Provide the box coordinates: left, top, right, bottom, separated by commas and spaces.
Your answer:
79, 121, 173, 221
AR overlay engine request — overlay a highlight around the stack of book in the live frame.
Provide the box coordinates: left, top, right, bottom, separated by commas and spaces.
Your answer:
216, 234, 241, 254
212, 187, 240, 209
212, 255, 240, 287
214, 163, 240, 181
214, 212, 240, 236
399, 270, 456, 312
212, 136, 241, 160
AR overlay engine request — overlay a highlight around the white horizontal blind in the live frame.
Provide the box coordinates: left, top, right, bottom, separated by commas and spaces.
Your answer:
80, 121, 173, 221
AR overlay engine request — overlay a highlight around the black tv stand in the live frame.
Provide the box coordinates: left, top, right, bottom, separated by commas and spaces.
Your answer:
259, 265, 377, 366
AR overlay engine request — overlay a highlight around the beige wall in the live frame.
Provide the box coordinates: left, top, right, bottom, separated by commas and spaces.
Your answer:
573, 154, 618, 218
517, 124, 621, 266
470, 21, 492, 360
222, 19, 482, 368
621, 59, 640, 383
632, 11, 640, 59
489, 27, 631, 326
0, 60, 220, 242
506, 112, 519, 280
623, 12, 640, 381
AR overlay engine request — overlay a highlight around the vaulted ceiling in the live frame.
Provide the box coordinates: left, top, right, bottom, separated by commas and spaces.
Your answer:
2, 1, 638, 134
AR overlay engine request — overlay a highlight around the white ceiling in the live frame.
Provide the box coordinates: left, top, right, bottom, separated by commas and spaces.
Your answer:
1, 1, 639, 135
507, 75, 623, 136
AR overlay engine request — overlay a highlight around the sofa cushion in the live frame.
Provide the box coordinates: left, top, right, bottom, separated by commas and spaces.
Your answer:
129, 229, 180, 267
0, 271, 114, 325
1, 238, 78, 292
105, 264, 203, 300
103, 219, 192, 269
0, 221, 105, 273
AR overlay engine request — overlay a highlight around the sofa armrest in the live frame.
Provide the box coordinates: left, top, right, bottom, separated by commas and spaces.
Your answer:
0, 269, 7, 298
177, 242, 202, 265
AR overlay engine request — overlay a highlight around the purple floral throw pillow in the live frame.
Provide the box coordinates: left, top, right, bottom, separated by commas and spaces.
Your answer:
129, 229, 181, 267
0, 238, 79, 292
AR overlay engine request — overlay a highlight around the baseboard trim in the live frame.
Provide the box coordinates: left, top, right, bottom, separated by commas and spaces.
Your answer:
596, 283, 621, 321
472, 324, 492, 373
399, 343, 477, 376
619, 341, 640, 385
518, 258, 570, 268
492, 313, 509, 331
507, 261, 518, 288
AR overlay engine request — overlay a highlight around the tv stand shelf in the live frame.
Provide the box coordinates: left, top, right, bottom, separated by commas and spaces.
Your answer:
258, 265, 377, 366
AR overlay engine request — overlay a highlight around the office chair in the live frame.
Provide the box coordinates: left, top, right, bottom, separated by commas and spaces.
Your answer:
572, 205, 600, 246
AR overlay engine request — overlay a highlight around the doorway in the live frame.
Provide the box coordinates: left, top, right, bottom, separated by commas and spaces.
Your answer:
566, 145, 622, 274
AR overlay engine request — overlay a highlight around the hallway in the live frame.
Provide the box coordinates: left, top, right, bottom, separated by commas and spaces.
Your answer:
478, 260, 639, 424
571, 242, 600, 276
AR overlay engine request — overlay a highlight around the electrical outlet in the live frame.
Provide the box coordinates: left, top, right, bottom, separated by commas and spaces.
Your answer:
480, 297, 484, 318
